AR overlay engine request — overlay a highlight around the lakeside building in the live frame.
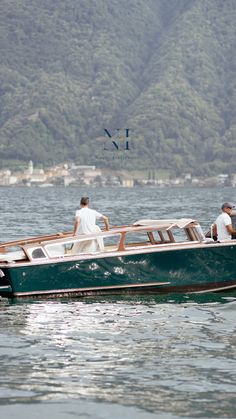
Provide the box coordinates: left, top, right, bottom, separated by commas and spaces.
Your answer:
0, 170, 18, 185
0, 162, 235, 188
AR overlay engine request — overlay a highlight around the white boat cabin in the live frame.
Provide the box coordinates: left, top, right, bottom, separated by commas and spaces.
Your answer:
0, 218, 208, 264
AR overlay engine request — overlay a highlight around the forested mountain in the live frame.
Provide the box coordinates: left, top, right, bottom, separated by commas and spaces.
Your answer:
1, 0, 236, 175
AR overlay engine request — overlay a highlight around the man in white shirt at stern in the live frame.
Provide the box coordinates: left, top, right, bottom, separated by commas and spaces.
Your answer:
213, 202, 236, 241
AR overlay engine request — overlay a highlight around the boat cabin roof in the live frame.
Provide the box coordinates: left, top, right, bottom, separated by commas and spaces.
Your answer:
133, 218, 196, 229
39, 218, 198, 245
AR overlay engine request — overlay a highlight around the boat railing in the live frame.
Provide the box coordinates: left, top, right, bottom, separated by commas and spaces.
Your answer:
0, 231, 73, 249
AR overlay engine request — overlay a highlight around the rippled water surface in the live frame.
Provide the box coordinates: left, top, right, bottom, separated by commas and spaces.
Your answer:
1, 186, 236, 418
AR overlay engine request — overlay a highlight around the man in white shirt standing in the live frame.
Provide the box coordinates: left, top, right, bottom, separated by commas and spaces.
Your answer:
213, 202, 236, 241
73, 197, 109, 235
73, 197, 109, 253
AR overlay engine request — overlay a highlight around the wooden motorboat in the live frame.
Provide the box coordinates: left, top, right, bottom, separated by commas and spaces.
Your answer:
1, 218, 236, 298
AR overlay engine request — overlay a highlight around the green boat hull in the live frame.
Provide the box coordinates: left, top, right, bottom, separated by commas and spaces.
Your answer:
1, 244, 236, 297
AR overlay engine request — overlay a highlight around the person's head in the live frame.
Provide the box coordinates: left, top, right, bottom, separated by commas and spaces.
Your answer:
221, 202, 234, 215
80, 197, 89, 207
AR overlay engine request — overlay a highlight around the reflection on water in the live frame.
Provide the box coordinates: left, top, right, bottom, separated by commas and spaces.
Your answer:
1, 292, 236, 418
1, 187, 236, 418
9, 289, 236, 306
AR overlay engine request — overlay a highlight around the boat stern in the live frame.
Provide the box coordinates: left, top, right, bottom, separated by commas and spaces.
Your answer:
0, 269, 13, 296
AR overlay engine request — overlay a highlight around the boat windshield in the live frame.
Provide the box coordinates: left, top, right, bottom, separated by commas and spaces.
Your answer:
124, 226, 193, 248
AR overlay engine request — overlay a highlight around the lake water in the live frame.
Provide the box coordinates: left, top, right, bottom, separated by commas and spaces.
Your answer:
0, 186, 236, 418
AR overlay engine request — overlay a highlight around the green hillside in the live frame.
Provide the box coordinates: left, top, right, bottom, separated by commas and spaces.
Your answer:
1, 0, 236, 175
